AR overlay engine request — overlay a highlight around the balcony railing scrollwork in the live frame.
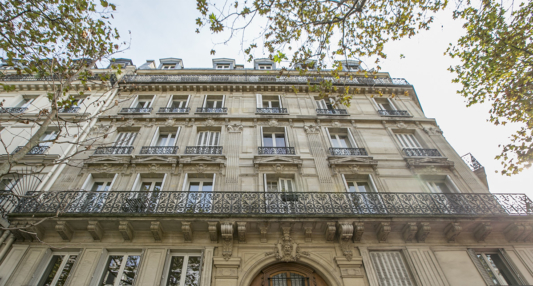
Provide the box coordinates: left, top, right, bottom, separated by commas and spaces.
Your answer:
258, 147, 296, 155
330, 147, 368, 156
11, 145, 49, 155
5, 191, 533, 217
185, 146, 223, 155
58, 107, 81, 113
140, 146, 179, 155
94, 146, 134, 155
119, 108, 152, 114
316, 109, 348, 115
403, 148, 442, 157
378, 110, 411, 116
158, 107, 190, 113
256, 108, 288, 114
196, 107, 227, 113
0, 107, 27, 114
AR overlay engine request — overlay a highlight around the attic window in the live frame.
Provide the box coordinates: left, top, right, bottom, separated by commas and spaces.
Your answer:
162, 64, 176, 69
216, 64, 230, 69
258, 64, 272, 70
346, 65, 359, 71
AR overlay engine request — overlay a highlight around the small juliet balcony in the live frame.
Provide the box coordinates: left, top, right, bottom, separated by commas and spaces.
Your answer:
119, 108, 153, 114
196, 107, 227, 113
140, 146, 179, 155
316, 109, 348, 115
0, 107, 27, 114
256, 108, 288, 114
11, 145, 49, 155
58, 107, 81, 113
404, 148, 442, 157
93, 146, 134, 155
185, 146, 223, 155
158, 107, 190, 114
258, 147, 296, 155
378, 110, 411, 117
330, 147, 368, 156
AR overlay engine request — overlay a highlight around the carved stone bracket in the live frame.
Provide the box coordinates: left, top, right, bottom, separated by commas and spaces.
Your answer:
237, 222, 247, 243
338, 223, 354, 261
227, 123, 243, 133
119, 221, 134, 241
303, 222, 314, 243
55, 221, 74, 241
182, 221, 193, 242
402, 222, 417, 242
221, 222, 234, 260
259, 222, 269, 243
208, 221, 219, 243
151, 221, 163, 242
304, 124, 320, 134
504, 223, 532, 242
26, 221, 44, 242
325, 222, 336, 241
375, 222, 391, 243
87, 221, 104, 241
474, 223, 492, 242
416, 222, 430, 242
444, 222, 462, 242
353, 222, 364, 242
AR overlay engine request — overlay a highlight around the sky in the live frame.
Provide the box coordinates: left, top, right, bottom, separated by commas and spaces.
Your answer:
108, 0, 531, 196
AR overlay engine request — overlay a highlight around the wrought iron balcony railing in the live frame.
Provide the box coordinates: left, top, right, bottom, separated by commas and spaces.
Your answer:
258, 147, 296, 155
462, 153, 484, 171
119, 108, 153, 114
316, 109, 348, 115
11, 145, 49, 155
5, 191, 532, 217
256, 108, 288, 114
0, 107, 27, 114
330, 147, 368, 156
404, 148, 442, 157
140, 146, 179, 155
378, 110, 411, 116
58, 107, 81, 113
185, 146, 223, 155
0, 74, 118, 86
94, 146, 134, 155
158, 107, 190, 113
196, 107, 227, 113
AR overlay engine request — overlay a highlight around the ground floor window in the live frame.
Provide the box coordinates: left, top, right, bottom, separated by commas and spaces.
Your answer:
39, 253, 78, 286
162, 252, 202, 286
269, 271, 309, 286
369, 251, 415, 286
100, 253, 141, 286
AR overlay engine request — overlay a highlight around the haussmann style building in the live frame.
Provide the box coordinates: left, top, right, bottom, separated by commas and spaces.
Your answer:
0, 57, 532, 286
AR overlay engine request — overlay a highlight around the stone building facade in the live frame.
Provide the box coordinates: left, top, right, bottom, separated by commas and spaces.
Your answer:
0, 58, 532, 286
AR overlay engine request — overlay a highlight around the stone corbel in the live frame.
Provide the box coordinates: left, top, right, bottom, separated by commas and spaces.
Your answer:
182, 221, 193, 242
26, 221, 44, 242
56, 221, 74, 241
504, 223, 526, 242
444, 222, 462, 242
119, 221, 134, 241
151, 221, 163, 242
353, 222, 364, 242
416, 222, 430, 242
525, 224, 533, 242
237, 222, 247, 243
221, 222, 234, 260
87, 221, 104, 241
338, 222, 354, 261
303, 222, 314, 243
325, 222, 336, 241
402, 222, 417, 242
474, 223, 492, 242
208, 221, 219, 243
259, 222, 269, 243
375, 222, 391, 243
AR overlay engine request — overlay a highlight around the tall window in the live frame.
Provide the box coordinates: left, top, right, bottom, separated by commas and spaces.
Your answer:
183, 174, 215, 213
131, 95, 156, 109
202, 95, 225, 109
395, 133, 422, 149
315, 98, 335, 110
256, 95, 282, 109
374, 98, 396, 111
263, 132, 286, 148
197, 131, 220, 146
369, 251, 415, 286
38, 253, 78, 286
423, 176, 459, 194
269, 271, 309, 286
150, 128, 180, 147
474, 252, 522, 286
264, 175, 295, 193
39, 131, 58, 147
99, 253, 141, 286
167, 95, 190, 110
326, 128, 357, 148
114, 132, 137, 147
162, 253, 202, 286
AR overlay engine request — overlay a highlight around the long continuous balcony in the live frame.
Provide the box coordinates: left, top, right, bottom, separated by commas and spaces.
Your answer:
256, 108, 288, 114
140, 146, 179, 155
378, 110, 411, 117
0, 107, 27, 113
119, 108, 152, 114
4, 191, 532, 217
185, 146, 223, 155
0, 74, 118, 85
404, 148, 442, 157
330, 148, 368, 156
196, 107, 227, 113
316, 109, 348, 115
258, 147, 296, 155
93, 146, 134, 155
158, 107, 190, 113
11, 145, 49, 155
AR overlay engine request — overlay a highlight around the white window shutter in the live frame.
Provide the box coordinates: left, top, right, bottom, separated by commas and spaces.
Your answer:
197, 132, 204, 146
81, 174, 94, 191
341, 174, 350, 192
161, 174, 167, 190
166, 95, 173, 108
221, 95, 226, 107
202, 95, 207, 108
368, 175, 378, 192
108, 174, 118, 191
175, 127, 181, 146
370, 251, 415, 286
185, 95, 191, 107
182, 173, 189, 192
130, 95, 139, 108
160, 249, 172, 284
346, 128, 358, 148
316, 100, 325, 109
445, 175, 461, 193
150, 127, 160, 146
212, 173, 216, 192
284, 127, 290, 147
131, 174, 141, 192
263, 173, 268, 193
256, 94, 263, 108
278, 95, 283, 108
260, 127, 264, 147
325, 127, 333, 147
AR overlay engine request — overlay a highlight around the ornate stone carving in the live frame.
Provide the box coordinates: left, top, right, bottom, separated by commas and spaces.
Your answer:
474, 223, 492, 242
182, 221, 193, 242
260, 222, 269, 243
267, 119, 278, 127
325, 222, 336, 241
151, 221, 163, 242
196, 164, 207, 173
205, 118, 216, 126
375, 222, 391, 243
208, 221, 219, 242
445, 222, 462, 242
119, 221, 134, 241
221, 222, 234, 260
332, 120, 341, 127
227, 123, 243, 133
353, 222, 364, 242
266, 226, 310, 262
148, 163, 159, 172
122, 118, 135, 127
338, 223, 354, 261
237, 222, 247, 243
396, 121, 407, 129
304, 124, 320, 134
87, 221, 104, 241
424, 126, 443, 135
416, 222, 430, 242
402, 222, 417, 242
55, 221, 73, 241
164, 118, 176, 127
304, 223, 313, 242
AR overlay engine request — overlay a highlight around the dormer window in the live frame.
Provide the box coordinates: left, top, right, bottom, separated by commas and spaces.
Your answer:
258, 64, 272, 70
161, 64, 175, 69
216, 64, 230, 69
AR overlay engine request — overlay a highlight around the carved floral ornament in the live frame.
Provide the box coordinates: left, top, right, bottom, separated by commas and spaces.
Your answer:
266, 227, 310, 262
304, 124, 320, 134
226, 123, 243, 132
205, 118, 216, 126
268, 118, 279, 127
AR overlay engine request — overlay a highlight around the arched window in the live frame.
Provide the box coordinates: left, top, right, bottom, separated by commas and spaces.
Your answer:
251, 263, 328, 286
269, 271, 309, 286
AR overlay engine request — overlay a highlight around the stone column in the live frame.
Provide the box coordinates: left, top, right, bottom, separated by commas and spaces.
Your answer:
213, 257, 241, 286
225, 124, 243, 191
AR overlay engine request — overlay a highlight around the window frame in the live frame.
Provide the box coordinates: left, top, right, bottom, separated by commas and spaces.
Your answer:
373, 98, 397, 111
150, 127, 181, 147
325, 128, 358, 149
196, 131, 221, 146
81, 174, 118, 192
97, 251, 143, 286
29, 250, 81, 286
422, 175, 460, 194
468, 249, 527, 286
160, 251, 204, 286
166, 95, 191, 109
395, 133, 422, 149
202, 95, 225, 109
368, 250, 417, 286
113, 132, 138, 147
341, 174, 378, 193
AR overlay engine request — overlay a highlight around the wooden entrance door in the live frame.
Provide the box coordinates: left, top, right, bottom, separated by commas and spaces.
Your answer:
250, 263, 328, 286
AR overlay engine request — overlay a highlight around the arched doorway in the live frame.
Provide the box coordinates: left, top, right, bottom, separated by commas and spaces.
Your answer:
250, 262, 328, 286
